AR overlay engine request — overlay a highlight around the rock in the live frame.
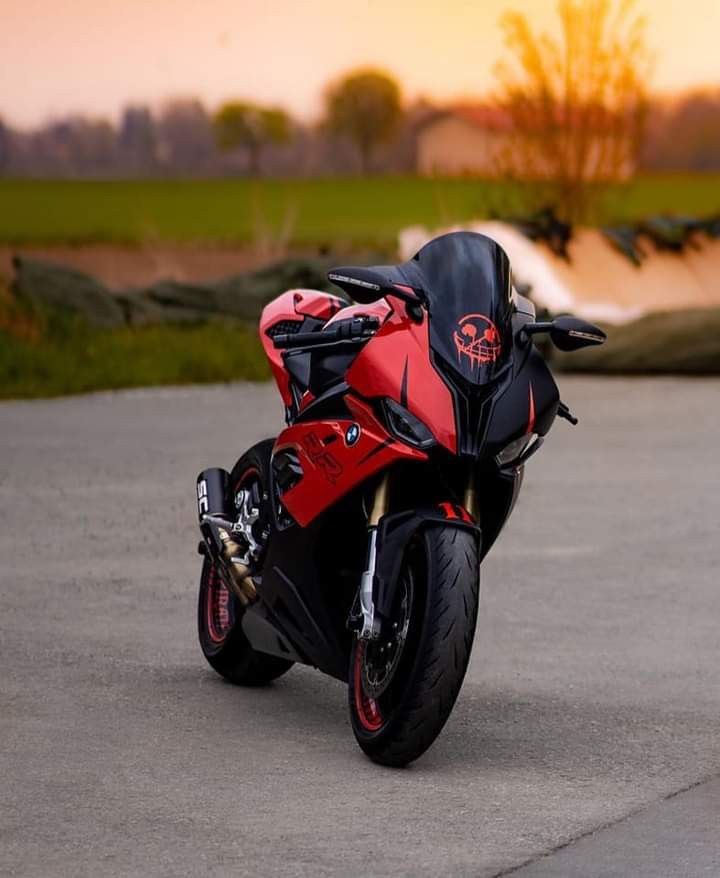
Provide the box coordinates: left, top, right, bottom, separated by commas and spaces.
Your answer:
10, 254, 339, 327
11, 255, 126, 328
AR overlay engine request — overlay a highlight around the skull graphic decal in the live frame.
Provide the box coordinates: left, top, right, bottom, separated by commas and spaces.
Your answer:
453, 313, 502, 368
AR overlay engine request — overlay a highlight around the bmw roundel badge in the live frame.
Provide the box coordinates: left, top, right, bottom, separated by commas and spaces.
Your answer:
345, 423, 361, 446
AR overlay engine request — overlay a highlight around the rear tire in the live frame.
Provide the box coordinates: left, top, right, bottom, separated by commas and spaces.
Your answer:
197, 440, 293, 686
348, 525, 479, 766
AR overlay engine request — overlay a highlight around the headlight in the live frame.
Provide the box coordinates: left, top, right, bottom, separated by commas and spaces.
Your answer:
495, 432, 539, 467
383, 398, 436, 449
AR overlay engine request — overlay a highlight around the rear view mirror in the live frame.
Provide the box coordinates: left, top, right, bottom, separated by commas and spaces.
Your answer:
521, 316, 606, 352
550, 316, 606, 351
328, 267, 422, 306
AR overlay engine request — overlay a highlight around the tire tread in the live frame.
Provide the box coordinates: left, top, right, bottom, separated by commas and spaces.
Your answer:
350, 525, 480, 766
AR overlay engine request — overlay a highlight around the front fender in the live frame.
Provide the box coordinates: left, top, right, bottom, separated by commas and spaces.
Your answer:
373, 505, 481, 622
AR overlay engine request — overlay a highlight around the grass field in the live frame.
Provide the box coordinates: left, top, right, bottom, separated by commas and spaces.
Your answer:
0, 281, 269, 399
1, 174, 719, 249
0, 319, 270, 399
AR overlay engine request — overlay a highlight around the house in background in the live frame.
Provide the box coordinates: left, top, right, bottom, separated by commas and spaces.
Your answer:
416, 106, 511, 177
416, 104, 636, 180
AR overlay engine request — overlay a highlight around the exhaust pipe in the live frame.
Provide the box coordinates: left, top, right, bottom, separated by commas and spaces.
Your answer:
196, 468, 257, 606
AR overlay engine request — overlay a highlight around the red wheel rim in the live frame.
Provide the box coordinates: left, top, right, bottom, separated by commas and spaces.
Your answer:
353, 641, 384, 732
206, 562, 232, 643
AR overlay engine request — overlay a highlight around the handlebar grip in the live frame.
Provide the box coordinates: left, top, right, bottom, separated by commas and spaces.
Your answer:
272, 330, 335, 349
272, 317, 380, 350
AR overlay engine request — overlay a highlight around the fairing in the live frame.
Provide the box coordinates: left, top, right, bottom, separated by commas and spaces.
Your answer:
260, 289, 345, 407
260, 232, 559, 530
346, 302, 458, 454
351, 232, 514, 386
274, 394, 427, 527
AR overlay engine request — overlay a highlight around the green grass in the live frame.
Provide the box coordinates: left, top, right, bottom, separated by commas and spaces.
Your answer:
1, 174, 718, 248
0, 306, 270, 399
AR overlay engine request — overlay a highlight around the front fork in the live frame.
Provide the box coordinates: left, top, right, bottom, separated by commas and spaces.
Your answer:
356, 466, 477, 641
358, 473, 389, 640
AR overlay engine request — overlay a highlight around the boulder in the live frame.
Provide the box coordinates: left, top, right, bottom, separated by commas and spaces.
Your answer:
12, 255, 126, 328
10, 254, 338, 327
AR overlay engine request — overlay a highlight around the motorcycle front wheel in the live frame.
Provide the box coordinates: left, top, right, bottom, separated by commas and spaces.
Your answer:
348, 525, 479, 767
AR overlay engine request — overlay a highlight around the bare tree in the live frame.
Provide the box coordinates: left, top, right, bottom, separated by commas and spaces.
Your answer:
494, 0, 652, 221
323, 69, 403, 173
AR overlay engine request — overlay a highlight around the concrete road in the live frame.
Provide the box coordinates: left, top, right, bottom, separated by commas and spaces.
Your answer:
1, 377, 719, 877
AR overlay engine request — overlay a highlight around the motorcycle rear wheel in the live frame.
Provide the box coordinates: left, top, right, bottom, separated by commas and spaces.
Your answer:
197, 439, 294, 686
348, 525, 479, 766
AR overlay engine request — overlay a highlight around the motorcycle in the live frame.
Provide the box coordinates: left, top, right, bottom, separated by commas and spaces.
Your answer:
195, 231, 605, 766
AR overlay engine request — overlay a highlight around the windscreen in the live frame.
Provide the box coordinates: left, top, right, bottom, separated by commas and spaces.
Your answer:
399, 232, 514, 385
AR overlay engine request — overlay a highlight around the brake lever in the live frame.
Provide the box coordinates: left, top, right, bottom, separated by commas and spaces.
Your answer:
558, 401, 578, 425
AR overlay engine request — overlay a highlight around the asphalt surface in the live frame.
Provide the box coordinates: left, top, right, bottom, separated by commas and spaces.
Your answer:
1, 377, 719, 877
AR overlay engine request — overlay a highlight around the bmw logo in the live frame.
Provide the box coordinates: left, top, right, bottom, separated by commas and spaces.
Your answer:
345, 423, 361, 446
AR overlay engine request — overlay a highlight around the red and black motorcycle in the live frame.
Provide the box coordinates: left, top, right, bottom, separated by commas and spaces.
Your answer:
195, 231, 605, 766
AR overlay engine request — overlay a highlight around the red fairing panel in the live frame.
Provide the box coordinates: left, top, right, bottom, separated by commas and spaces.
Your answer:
346, 300, 457, 454
260, 289, 345, 407
274, 394, 427, 527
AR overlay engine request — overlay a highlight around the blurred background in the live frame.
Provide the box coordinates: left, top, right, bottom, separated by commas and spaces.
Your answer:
1, 0, 719, 396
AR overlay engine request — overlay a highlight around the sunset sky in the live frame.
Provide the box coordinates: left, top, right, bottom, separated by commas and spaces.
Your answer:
2, 0, 719, 127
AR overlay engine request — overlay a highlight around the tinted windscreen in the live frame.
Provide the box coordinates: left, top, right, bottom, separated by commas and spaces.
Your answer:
397, 232, 513, 385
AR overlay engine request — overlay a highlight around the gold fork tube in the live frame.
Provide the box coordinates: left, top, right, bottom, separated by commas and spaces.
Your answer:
368, 472, 390, 526
464, 473, 478, 520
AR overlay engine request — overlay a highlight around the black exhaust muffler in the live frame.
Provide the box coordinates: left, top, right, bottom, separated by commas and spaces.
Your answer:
196, 467, 229, 520
196, 468, 257, 606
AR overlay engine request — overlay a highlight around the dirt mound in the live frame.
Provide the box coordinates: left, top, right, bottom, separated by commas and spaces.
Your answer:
554, 308, 720, 374
11, 255, 337, 327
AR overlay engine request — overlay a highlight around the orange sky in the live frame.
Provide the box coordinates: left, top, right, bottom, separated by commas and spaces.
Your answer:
1, 0, 719, 127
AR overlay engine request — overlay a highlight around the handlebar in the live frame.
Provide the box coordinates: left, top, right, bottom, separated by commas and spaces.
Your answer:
272, 316, 380, 350
558, 401, 578, 425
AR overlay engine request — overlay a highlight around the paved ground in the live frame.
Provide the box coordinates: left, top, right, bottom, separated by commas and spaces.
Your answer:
1, 377, 719, 877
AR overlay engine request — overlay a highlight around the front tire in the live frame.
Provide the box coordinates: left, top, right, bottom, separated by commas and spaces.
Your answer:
348, 525, 479, 766
197, 440, 293, 686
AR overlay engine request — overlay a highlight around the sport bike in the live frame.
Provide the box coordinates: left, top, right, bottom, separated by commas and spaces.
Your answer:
195, 231, 605, 766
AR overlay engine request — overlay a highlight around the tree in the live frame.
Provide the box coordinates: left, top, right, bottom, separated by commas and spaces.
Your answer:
0, 118, 9, 173
37, 116, 116, 174
642, 90, 720, 171
494, 0, 651, 221
157, 98, 214, 173
213, 102, 291, 174
119, 105, 157, 172
323, 69, 403, 173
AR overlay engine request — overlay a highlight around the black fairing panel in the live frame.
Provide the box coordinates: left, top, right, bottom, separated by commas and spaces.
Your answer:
483, 347, 559, 456
246, 474, 368, 681
474, 467, 523, 561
